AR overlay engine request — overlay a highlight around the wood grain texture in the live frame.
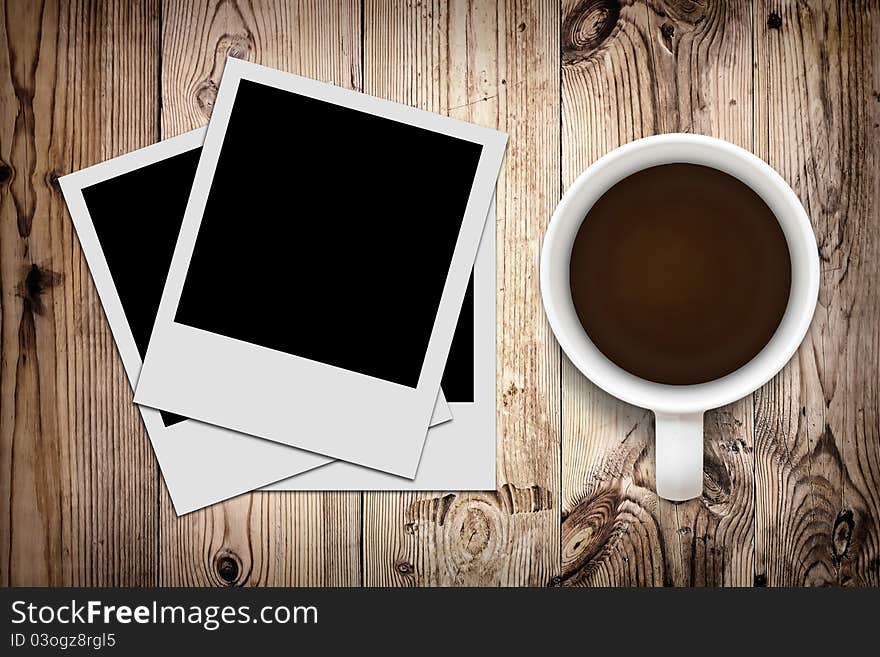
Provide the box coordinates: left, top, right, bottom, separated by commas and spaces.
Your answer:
361, 0, 561, 586
753, 0, 880, 586
1, 0, 159, 586
157, 0, 361, 586
0, 0, 877, 587
561, 0, 757, 587
560, 0, 664, 587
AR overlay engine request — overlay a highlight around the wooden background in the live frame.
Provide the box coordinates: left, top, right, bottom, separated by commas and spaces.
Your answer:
1, 0, 877, 587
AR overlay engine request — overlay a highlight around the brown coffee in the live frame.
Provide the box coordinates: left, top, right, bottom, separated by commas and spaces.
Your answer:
569, 163, 791, 385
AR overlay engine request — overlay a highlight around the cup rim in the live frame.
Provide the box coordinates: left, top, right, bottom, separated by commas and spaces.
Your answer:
541, 133, 820, 414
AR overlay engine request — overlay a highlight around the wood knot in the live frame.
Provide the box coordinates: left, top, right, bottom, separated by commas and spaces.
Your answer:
395, 559, 414, 575
459, 507, 491, 556
561, 481, 621, 581
767, 12, 782, 30
405, 486, 554, 577
445, 496, 506, 570
655, 0, 705, 26
754, 573, 767, 587
195, 80, 219, 118
216, 31, 255, 63
660, 22, 675, 52
46, 170, 63, 192
703, 453, 731, 505
18, 264, 62, 316
562, 0, 620, 65
214, 549, 243, 586
0, 162, 11, 184
832, 510, 855, 564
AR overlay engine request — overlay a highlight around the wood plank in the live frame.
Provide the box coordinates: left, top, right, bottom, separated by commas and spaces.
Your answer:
560, 0, 663, 587
560, 0, 755, 586
0, 0, 159, 585
753, 0, 880, 586
157, 0, 362, 586
362, 0, 562, 586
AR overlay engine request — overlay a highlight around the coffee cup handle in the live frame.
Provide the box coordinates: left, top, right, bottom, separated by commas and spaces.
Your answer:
654, 412, 704, 501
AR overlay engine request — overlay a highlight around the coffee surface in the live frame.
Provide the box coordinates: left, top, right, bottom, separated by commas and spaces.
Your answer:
569, 163, 792, 385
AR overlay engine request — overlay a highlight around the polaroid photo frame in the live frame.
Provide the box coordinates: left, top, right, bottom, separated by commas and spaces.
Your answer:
59, 129, 454, 514
135, 58, 507, 477
265, 198, 496, 491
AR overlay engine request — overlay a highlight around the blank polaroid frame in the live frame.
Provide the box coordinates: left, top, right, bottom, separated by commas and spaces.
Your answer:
59, 129, 454, 514
265, 198, 496, 491
135, 58, 507, 477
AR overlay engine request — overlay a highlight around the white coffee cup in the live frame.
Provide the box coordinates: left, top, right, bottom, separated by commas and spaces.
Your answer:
541, 134, 819, 501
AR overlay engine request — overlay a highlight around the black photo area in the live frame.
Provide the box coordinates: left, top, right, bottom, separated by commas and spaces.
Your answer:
441, 275, 473, 402
81, 148, 202, 426
174, 80, 482, 389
